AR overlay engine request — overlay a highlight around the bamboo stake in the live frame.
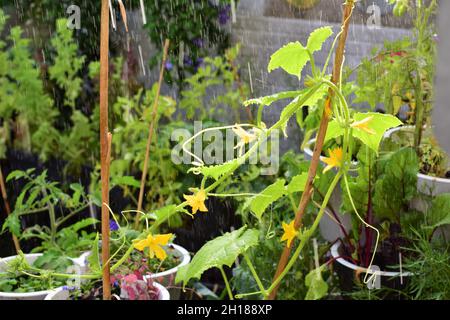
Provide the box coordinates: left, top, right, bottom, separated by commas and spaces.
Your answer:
134, 39, 170, 229
0, 165, 21, 253
267, 0, 355, 300
100, 0, 111, 300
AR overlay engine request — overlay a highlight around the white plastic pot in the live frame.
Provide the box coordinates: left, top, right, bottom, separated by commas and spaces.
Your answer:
44, 281, 170, 300
0, 253, 83, 300
331, 242, 412, 277
383, 126, 450, 196
144, 244, 190, 300
80, 243, 190, 300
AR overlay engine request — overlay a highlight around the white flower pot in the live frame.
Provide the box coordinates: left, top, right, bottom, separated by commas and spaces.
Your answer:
0, 253, 84, 300
44, 281, 170, 300
144, 244, 190, 300
383, 126, 450, 196
79, 243, 190, 300
330, 242, 412, 291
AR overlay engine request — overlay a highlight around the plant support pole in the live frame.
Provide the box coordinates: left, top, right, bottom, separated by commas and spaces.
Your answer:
268, 0, 355, 300
0, 165, 21, 253
135, 39, 170, 228
100, 0, 111, 300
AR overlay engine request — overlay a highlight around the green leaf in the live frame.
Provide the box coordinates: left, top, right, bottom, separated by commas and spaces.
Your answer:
307, 26, 333, 53
428, 194, 450, 228
286, 172, 308, 194
324, 119, 345, 143
111, 175, 140, 188
352, 112, 403, 154
243, 91, 302, 107
305, 264, 328, 300
373, 148, 418, 220
249, 179, 286, 220
189, 158, 242, 181
62, 218, 99, 233
268, 42, 309, 79
278, 84, 328, 136
87, 233, 101, 274
1, 213, 21, 237
175, 226, 259, 285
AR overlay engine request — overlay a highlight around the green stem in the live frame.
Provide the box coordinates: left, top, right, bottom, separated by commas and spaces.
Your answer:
55, 204, 90, 228
41, 188, 57, 245
243, 252, 266, 297
265, 170, 343, 296
219, 266, 234, 300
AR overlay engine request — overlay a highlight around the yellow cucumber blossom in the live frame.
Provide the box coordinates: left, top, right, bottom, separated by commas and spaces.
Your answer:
322, 147, 343, 173
350, 116, 375, 135
232, 125, 257, 155
281, 220, 298, 247
133, 233, 173, 261
183, 189, 208, 215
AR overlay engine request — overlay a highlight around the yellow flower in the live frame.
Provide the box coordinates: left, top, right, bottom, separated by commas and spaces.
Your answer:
281, 220, 298, 247
133, 233, 172, 261
232, 125, 256, 145
350, 116, 376, 135
183, 189, 208, 214
322, 147, 343, 173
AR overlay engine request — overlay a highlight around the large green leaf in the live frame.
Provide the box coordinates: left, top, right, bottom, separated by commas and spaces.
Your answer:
352, 112, 402, 154
305, 265, 329, 300
325, 112, 402, 154
268, 42, 309, 79
243, 91, 302, 107
175, 227, 260, 285
286, 172, 308, 194
249, 179, 286, 219
189, 158, 242, 181
307, 26, 333, 53
373, 147, 418, 220
278, 84, 328, 136
428, 194, 450, 228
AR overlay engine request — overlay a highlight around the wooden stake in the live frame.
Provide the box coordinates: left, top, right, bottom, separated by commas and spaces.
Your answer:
100, 0, 111, 300
267, 1, 355, 300
0, 165, 21, 253
135, 39, 170, 229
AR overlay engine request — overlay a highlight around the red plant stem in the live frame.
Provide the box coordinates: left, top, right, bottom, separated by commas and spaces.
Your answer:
0, 165, 21, 253
135, 39, 170, 229
267, 1, 355, 300
100, 0, 111, 300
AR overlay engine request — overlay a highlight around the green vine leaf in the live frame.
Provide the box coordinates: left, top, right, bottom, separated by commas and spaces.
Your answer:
286, 172, 308, 194
428, 194, 450, 228
307, 26, 334, 53
268, 42, 310, 79
175, 226, 260, 286
189, 158, 243, 181
249, 179, 286, 220
244, 91, 303, 107
305, 264, 329, 300
325, 112, 403, 154
352, 113, 403, 154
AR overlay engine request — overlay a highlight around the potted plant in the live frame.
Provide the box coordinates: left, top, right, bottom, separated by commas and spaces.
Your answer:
355, 1, 448, 196
329, 145, 450, 295
0, 169, 100, 299
165, 1, 405, 300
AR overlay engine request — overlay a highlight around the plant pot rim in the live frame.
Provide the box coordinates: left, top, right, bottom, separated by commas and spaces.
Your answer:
383, 125, 450, 184
0, 253, 61, 298
44, 281, 170, 300
78, 243, 191, 280
330, 242, 412, 277
144, 243, 191, 280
